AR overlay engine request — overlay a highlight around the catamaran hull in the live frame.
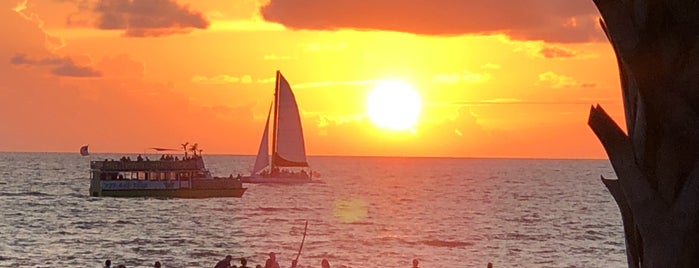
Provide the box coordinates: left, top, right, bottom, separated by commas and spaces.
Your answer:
240, 176, 321, 184
90, 177, 247, 198
97, 188, 246, 198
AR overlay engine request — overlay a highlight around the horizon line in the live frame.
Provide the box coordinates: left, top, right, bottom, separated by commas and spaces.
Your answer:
0, 150, 608, 161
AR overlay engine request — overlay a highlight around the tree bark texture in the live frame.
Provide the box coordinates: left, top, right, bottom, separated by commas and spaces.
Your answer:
589, 1, 699, 267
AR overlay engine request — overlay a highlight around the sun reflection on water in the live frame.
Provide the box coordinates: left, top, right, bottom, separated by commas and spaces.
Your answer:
332, 198, 368, 223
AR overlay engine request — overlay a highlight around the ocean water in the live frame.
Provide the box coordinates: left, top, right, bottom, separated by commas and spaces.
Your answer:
0, 153, 624, 268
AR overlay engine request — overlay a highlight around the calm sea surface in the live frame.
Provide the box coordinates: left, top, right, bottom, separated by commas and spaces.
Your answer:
0, 153, 624, 268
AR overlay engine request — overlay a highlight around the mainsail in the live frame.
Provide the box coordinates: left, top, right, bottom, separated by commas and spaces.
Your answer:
252, 104, 272, 175
272, 71, 308, 167
251, 71, 309, 176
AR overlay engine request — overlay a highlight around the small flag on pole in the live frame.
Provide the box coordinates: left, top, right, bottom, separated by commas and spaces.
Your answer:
80, 145, 89, 156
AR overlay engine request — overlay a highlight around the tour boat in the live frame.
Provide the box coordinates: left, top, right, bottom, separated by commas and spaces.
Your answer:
88, 153, 246, 198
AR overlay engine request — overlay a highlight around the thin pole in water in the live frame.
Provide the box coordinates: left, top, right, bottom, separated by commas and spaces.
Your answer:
295, 220, 309, 262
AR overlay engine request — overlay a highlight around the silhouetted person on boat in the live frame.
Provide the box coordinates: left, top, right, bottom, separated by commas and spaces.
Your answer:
104, 259, 112, 268
154, 261, 161, 268
411, 259, 419, 268
321, 259, 330, 268
215, 255, 234, 268
290, 259, 298, 268
264, 252, 280, 268
487, 262, 493, 268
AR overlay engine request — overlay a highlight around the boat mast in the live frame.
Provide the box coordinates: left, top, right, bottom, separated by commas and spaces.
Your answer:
271, 70, 281, 171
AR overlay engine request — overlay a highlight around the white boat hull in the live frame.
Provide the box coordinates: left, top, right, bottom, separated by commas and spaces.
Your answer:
240, 175, 322, 184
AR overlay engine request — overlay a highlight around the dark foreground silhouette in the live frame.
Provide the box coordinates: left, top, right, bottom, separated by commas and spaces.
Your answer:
102, 257, 495, 267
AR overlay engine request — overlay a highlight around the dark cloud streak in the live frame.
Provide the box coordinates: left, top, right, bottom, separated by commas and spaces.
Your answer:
10, 53, 101, 77
261, 0, 603, 43
93, 0, 209, 37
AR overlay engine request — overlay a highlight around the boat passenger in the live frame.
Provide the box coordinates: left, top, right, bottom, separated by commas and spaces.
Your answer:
104, 259, 112, 268
154, 261, 161, 268
411, 258, 419, 268
137, 154, 143, 161
215, 255, 234, 268
321, 259, 330, 268
487, 262, 493, 268
256, 265, 263, 268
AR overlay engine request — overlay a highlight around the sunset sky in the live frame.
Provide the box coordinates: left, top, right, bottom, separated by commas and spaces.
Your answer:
1, 0, 625, 158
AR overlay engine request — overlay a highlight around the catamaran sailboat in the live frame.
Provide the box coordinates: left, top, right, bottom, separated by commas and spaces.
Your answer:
241, 71, 320, 183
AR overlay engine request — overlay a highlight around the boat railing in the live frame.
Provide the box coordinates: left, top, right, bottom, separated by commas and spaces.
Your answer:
91, 158, 203, 171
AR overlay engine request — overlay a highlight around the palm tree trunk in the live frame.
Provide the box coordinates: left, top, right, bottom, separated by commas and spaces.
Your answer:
590, 1, 699, 267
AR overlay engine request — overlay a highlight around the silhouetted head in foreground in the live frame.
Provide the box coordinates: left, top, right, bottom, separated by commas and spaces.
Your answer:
412, 258, 419, 268
240, 257, 247, 266
154, 261, 161, 268
487, 262, 493, 268
321, 259, 330, 268
291, 259, 298, 268
105, 259, 111, 268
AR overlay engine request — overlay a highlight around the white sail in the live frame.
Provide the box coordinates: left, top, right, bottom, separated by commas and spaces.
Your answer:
252, 104, 272, 175
273, 71, 308, 167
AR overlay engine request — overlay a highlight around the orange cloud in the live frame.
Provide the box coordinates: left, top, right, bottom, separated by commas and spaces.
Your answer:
12, 0, 66, 51
432, 70, 492, 85
539, 46, 577, 58
261, 0, 603, 43
0, 2, 258, 153
538, 71, 596, 89
191, 74, 256, 84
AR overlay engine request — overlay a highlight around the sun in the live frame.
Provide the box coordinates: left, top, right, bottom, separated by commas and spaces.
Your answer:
366, 80, 422, 131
